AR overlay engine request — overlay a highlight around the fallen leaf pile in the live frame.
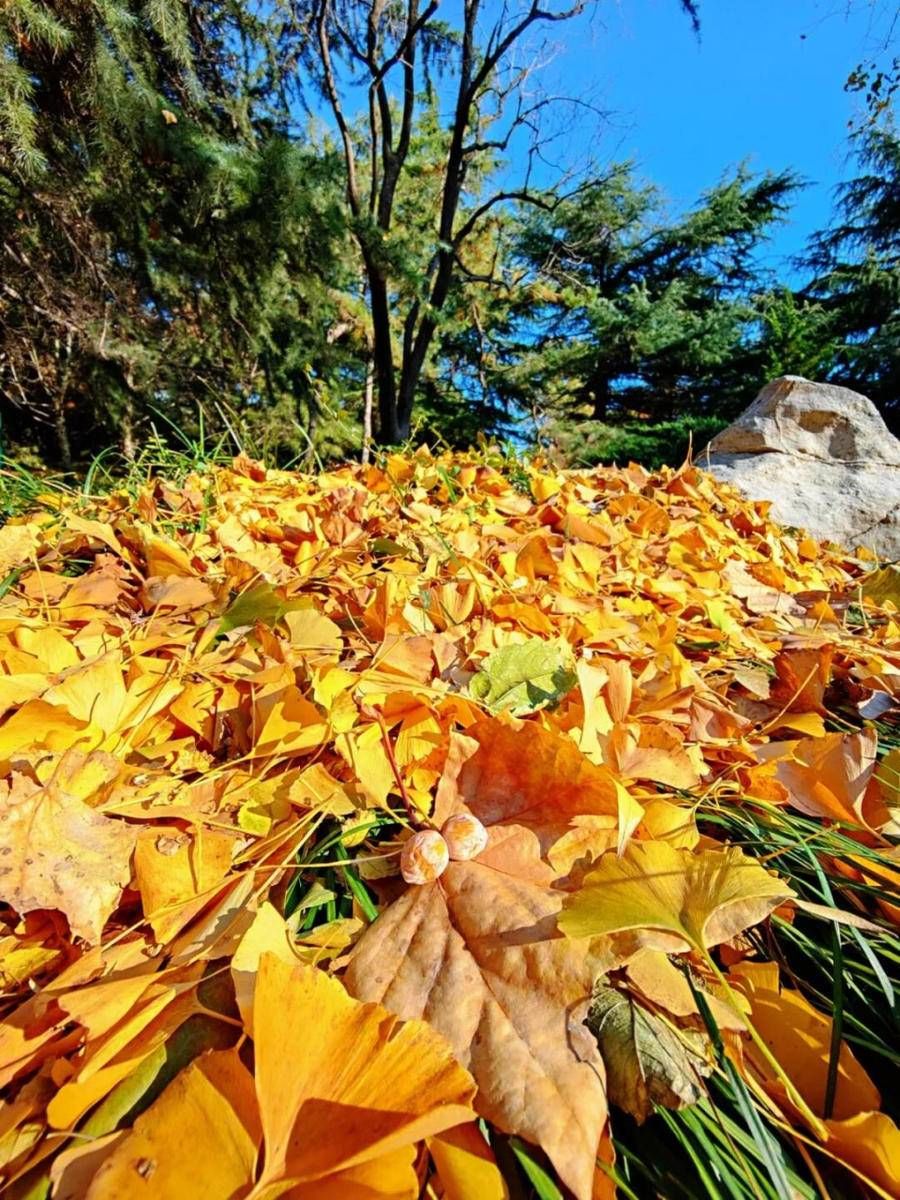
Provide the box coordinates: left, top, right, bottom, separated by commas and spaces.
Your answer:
0, 449, 898, 1198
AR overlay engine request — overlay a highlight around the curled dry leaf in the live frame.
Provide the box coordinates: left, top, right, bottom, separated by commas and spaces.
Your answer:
586, 983, 712, 1123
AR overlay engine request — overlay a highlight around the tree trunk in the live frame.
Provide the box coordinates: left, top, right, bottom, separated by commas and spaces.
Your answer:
121, 400, 136, 461
53, 331, 74, 471
52, 391, 73, 472
587, 369, 613, 422
361, 354, 374, 464
365, 259, 403, 443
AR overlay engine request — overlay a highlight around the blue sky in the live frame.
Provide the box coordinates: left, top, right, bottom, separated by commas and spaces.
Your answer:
528, 0, 896, 274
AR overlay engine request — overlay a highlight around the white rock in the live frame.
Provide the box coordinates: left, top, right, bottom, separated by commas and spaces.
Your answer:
702, 376, 900, 560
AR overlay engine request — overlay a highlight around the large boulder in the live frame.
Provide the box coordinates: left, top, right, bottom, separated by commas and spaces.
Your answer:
703, 376, 900, 560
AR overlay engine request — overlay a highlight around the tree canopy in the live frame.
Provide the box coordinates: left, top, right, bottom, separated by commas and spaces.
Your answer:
0, 1, 897, 469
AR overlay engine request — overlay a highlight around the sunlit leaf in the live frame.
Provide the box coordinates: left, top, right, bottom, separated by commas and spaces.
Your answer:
469, 639, 576, 715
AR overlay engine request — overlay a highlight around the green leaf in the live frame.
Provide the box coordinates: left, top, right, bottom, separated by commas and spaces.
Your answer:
469, 638, 576, 716
586, 984, 712, 1123
218, 583, 304, 635
370, 536, 407, 556
508, 1137, 565, 1200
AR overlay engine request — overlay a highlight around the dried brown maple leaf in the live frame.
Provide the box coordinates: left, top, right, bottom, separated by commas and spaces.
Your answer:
344, 824, 610, 1200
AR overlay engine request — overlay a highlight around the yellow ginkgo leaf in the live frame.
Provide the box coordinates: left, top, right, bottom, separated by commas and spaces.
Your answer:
251, 953, 476, 1192
559, 841, 793, 953
85, 1051, 260, 1199
43, 653, 127, 737
429, 1122, 509, 1200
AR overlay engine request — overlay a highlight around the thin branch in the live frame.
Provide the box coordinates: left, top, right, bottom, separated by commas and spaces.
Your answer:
314, 0, 362, 216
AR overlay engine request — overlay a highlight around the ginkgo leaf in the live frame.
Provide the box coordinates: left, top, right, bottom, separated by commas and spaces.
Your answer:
469, 639, 576, 715
586, 983, 712, 1122
85, 1051, 260, 1199
429, 1123, 509, 1200
134, 825, 236, 943
607, 722, 705, 790
775, 730, 884, 828
219, 582, 307, 635
344, 825, 611, 1200
823, 1111, 900, 1197
0, 522, 40, 575
251, 952, 476, 1192
218, 582, 285, 633
434, 720, 641, 860
732, 969, 880, 1120
559, 841, 793, 954
284, 606, 343, 655
0, 699, 93, 760
42, 653, 127, 736
0, 768, 135, 942
861, 564, 900, 609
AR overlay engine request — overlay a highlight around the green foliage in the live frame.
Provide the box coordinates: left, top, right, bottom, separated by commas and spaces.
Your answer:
803, 124, 900, 429
511, 162, 799, 426
546, 415, 729, 470
470, 639, 577, 716
0, 1, 358, 469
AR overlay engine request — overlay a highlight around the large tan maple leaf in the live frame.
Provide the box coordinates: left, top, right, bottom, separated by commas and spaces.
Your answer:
344, 825, 610, 1200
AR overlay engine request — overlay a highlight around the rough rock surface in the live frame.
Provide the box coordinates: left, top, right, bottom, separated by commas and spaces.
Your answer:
703, 376, 900, 560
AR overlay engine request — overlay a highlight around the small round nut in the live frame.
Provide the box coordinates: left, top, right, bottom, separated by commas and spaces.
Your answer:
441, 813, 489, 862
400, 829, 450, 885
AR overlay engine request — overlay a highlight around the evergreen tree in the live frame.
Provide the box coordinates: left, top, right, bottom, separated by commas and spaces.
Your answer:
509, 162, 799, 434
0, 2, 354, 468
803, 124, 900, 427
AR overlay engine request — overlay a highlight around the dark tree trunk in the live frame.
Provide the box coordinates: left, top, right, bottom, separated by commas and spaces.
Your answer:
52, 391, 73, 471
586, 372, 612, 422
366, 259, 402, 443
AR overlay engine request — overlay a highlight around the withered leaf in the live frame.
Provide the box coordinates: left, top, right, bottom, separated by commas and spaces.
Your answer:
344, 826, 609, 1200
586, 983, 712, 1123
0, 770, 135, 943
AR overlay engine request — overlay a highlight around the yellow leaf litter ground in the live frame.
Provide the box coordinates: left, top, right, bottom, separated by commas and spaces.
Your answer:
0, 449, 898, 1199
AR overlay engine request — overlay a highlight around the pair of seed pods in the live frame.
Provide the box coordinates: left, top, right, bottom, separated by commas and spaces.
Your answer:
400, 813, 489, 884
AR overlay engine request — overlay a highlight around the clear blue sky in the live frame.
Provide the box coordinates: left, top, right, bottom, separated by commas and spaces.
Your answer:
513, 0, 897, 275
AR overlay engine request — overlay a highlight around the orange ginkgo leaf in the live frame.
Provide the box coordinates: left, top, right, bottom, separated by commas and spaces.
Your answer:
606, 722, 705, 790
251, 952, 476, 1196
134, 824, 236, 943
429, 1122, 509, 1200
85, 1050, 260, 1199
731, 964, 880, 1120
730, 964, 900, 1197
771, 638, 834, 713
434, 718, 641, 860
344, 825, 610, 1200
773, 729, 886, 828
0, 768, 135, 943
823, 1111, 900, 1197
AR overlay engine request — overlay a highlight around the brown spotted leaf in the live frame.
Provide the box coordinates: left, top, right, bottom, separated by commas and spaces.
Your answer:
0, 770, 135, 943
